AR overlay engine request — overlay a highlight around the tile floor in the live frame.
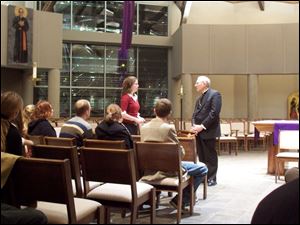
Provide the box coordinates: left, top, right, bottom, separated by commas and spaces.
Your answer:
107, 149, 285, 224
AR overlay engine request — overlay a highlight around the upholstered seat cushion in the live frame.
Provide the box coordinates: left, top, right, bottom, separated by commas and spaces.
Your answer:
86, 182, 153, 203
37, 198, 101, 224
276, 152, 299, 158
72, 178, 102, 196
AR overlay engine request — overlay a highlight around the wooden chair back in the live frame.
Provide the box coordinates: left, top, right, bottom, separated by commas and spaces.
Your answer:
134, 141, 194, 223
27, 135, 45, 145
83, 139, 126, 149
31, 145, 82, 197
6, 157, 102, 224
178, 136, 197, 163
8, 157, 77, 223
79, 147, 155, 224
44, 137, 76, 147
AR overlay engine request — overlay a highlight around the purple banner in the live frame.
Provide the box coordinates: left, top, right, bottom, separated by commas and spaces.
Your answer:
118, 1, 135, 81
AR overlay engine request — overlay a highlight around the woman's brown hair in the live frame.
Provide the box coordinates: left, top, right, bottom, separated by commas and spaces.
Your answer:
105, 104, 123, 123
121, 76, 137, 95
33, 100, 53, 120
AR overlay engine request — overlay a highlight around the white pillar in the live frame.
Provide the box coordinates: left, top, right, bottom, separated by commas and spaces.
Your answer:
48, 69, 60, 118
22, 70, 34, 106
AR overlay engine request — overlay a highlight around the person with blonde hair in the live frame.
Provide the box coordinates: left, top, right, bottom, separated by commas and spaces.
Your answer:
1, 91, 24, 155
59, 99, 93, 146
22, 104, 35, 135
96, 104, 133, 149
28, 100, 56, 137
120, 76, 145, 135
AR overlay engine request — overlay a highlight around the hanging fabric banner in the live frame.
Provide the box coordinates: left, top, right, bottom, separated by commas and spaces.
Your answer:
118, 1, 135, 84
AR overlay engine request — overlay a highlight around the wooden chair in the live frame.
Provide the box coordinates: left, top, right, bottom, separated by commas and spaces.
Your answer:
83, 139, 126, 149
31, 145, 83, 198
44, 137, 76, 147
27, 135, 45, 145
6, 157, 102, 224
275, 130, 299, 183
80, 147, 156, 224
217, 123, 238, 155
135, 142, 194, 224
178, 136, 207, 200
131, 135, 141, 143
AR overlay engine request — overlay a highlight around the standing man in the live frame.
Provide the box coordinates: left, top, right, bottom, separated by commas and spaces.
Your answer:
191, 76, 222, 186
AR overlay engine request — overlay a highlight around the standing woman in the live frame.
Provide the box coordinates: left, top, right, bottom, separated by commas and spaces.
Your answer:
1, 91, 24, 156
120, 76, 145, 135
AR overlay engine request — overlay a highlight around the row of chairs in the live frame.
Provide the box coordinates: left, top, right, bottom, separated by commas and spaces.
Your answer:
14, 134, 206, 224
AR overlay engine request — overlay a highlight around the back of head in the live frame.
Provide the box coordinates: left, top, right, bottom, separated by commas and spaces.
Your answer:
33, 100, 52, 120
105, 104, 122, 123
23, 104, 35, 120
196, 76, 211, 88
74, 99, 91, 118
1, 91, 23, 152
155, 98, 172, 118
122, 76, 137, 95
1, 91, 23, 121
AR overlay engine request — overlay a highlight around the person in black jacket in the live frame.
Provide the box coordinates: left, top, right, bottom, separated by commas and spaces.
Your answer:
28, 100, 56, 137
191, 76, 222, 186
251, 178, 299, 224
96, 104, 133, 149
1, 91, 24, 156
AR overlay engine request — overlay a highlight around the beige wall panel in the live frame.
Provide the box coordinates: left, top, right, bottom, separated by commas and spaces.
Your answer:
182, 25, 210, 74
234, 76, 248, 118
258, 75, 299, 119
171, 28, 182, 78
284, 24, 299, 73
1, 6, 8, 66
34, 11, 62, 69
247, 25, 284, 74
212, 25, 246, 74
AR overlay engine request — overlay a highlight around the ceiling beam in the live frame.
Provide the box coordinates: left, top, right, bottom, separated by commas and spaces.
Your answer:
258, 1, 265, 11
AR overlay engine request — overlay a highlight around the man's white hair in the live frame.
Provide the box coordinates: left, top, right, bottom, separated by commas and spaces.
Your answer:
196, 76, 211, 87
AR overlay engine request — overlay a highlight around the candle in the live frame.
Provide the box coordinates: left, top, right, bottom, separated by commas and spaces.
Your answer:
180, 85, 183, 95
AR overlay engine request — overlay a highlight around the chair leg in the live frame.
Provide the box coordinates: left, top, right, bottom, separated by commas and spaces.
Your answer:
176, 191, 182, 224
104, 207, 110, 224
150, 188, 156, 224
130, 205, 137, 224
203, 174, 207, 200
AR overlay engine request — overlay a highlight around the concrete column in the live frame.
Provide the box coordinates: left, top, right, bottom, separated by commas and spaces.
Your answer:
247, 74, 259, 120
48, 69, 60, 118
22, 70, 34, 106
181, 74, 193, 121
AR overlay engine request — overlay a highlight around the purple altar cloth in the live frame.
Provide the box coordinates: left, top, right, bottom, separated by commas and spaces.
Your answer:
273, 123, 299, 145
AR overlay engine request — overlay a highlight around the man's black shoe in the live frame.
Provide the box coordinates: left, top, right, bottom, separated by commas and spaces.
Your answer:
208, 179, 217, 186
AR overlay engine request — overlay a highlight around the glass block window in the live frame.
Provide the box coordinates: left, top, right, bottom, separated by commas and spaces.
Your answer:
71, 44, 105, 87
138, 4, 168, 36
39, 1, 167, 36
72, 1, 105, 32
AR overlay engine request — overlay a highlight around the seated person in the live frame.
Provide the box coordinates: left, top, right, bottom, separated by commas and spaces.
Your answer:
251, 178, 299, 224
1, 152, 47, 224
140, 98, 208, 209
95, 104, 133, 149
1, 91, 24, 156
28, 100, 56, 137
59, 99, 94, 146
285, 167, 299, 183
1, 203, 48, 224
